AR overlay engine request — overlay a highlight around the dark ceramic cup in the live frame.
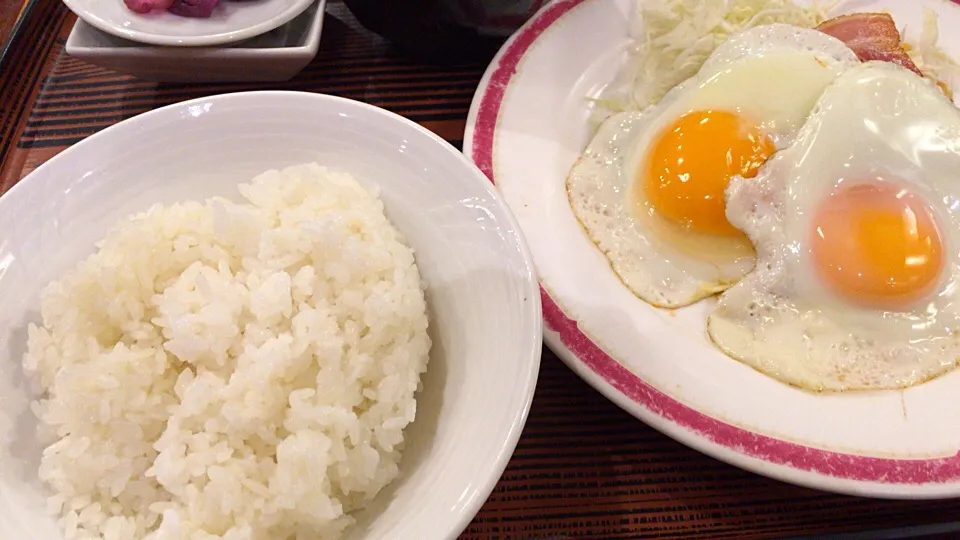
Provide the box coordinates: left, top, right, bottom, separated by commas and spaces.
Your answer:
342, 0, 547, 64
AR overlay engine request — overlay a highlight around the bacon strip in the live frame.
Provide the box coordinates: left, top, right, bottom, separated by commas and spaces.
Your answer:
816, 13, 922, 76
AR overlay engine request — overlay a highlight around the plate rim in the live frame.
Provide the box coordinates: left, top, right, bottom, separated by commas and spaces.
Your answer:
61, 0, 316, 47
463, 0, 960, 499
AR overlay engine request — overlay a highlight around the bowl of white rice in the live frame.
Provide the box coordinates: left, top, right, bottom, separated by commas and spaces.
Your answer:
0, 91, 541, 540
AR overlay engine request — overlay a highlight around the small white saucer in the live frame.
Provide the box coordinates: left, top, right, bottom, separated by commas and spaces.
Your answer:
65, 0, 325, 83
63, 0, 315, 47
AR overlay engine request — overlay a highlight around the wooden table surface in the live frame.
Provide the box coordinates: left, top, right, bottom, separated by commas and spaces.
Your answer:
3, 1, 960, 539
0, 0, 29, 55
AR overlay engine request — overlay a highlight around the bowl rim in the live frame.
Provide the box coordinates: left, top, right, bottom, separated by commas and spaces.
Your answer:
3, 90, 544, 538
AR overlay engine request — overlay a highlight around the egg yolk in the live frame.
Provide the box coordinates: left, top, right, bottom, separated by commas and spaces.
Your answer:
643, 110, 776, 236
811, 182, 944, 309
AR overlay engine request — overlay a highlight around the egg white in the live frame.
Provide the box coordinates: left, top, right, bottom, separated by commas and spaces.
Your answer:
567, 24, 859, 308
709, 61, 960, 391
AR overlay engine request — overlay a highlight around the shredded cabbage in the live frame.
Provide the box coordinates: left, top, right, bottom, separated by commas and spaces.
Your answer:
903, 8, 960, 98
597, 0, 833, 115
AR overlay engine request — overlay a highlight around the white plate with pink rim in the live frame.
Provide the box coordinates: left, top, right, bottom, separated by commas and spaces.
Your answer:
463, 0, 960, 498
63, 0, 315, 47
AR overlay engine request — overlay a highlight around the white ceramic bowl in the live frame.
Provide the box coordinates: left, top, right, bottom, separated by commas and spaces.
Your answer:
65, 0, 325, 83
0, 92, 542, 539
63, 0, 315, 47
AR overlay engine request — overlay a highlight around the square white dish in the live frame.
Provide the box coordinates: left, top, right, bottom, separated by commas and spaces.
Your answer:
64, 0, 325, 83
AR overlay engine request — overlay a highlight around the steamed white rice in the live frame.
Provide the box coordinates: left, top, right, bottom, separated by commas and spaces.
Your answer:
22, 163, 431, 540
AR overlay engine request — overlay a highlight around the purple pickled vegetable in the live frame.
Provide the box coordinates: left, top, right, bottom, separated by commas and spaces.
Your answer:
123, 0, 174, 14
167, 0, 219, 18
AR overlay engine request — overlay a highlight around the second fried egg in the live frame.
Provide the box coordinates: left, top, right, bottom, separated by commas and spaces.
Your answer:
709, 61, 960, 391
567, 24, 859, 307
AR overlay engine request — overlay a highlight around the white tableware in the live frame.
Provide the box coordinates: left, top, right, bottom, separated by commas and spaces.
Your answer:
63, 0, 315, 47
0, 91, 542, 538
464, 0, 960, 498
65, 0, 324, 82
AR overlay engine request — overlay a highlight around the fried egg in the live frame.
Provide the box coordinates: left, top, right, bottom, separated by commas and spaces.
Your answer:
567, 24, 859, 307
709, 61, 960, 391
